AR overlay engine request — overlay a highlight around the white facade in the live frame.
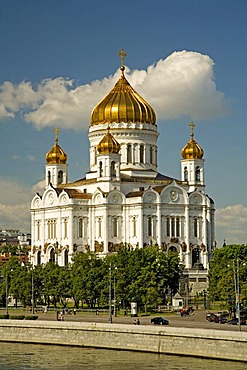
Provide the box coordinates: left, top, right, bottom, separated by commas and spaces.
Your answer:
30, 64, 215, 291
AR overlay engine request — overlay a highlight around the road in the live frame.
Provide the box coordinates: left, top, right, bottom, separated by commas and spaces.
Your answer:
33, 309, 247, 332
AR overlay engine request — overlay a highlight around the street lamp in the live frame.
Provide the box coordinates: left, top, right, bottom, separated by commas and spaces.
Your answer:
113, 267, 117, 317
5, 273, 8, 317
109, 263, 112, 323
203, 289, 207, 309
31, 268, 34, 314
229, 259, 246, 332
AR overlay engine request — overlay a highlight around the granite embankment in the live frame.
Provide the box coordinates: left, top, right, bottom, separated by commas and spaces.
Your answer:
0, 320, 246, 362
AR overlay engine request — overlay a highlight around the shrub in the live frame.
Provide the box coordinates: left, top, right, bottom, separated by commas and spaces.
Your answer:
0, 314, 9, 319
25, 315, 39, 320
9, 315, 25, 320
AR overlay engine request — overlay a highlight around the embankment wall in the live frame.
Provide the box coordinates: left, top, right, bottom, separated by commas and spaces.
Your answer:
0, 320, 246, 362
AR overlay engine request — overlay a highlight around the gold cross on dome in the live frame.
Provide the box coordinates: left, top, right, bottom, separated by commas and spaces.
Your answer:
118, 48, 127, 67
54, 128, 59, 142
189, 122, 195, 136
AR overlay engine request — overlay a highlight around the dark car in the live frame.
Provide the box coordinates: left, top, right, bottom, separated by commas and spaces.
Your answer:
228, 318, 246, 325
206, 313, 217, 322
151, 317, 169, 325
206, 313, 227, 324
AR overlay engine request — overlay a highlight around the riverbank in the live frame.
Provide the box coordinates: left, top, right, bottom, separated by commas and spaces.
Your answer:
0, 320, 246, 362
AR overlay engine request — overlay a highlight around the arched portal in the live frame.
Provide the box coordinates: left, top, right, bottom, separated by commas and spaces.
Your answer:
192, 246, 200, 266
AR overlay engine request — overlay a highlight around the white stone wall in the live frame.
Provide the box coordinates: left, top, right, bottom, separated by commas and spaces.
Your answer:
0, 321, 246, 362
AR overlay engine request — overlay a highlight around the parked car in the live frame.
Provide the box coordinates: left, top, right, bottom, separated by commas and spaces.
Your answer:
206, 313, 218, 322
216, 310, 229, 317
206, 313, 227, 324
151, 317, 169, 325
228, 318, 246, 325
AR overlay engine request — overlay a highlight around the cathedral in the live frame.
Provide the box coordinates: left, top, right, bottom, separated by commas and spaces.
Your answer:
30, 50, 215, 293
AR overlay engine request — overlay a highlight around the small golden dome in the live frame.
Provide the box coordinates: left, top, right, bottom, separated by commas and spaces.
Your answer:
46, 129, 67, 164
181, 123, 204, 159
97, 130, 120, 154
90, 50, 156, 126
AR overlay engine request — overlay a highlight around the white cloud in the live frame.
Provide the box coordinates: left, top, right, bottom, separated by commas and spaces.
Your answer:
26, 155, 36, 161
0, 51, 230, 130
0, 178, 45, 232
0, 203, 30, 232
11, 154, 36, 161
0, 178, 31, 231
215, 205, 247, 245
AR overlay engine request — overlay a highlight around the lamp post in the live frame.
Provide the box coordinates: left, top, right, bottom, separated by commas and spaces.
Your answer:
55, 240, 59, 264
109, 263, 112, 323
113, 267, 117, 317
5, 273, 8, 317
31, 268, 34, 314
203, 289, 207, 309
230, 259, 246, 332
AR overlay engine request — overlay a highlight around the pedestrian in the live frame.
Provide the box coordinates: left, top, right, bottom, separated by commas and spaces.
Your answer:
73, 308, 76, 315
133, 319, 136, 325
136, 318, 140, 325
96, 309, 99, 315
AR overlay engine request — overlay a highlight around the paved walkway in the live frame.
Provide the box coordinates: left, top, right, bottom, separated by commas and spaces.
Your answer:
29, 309, 247, 332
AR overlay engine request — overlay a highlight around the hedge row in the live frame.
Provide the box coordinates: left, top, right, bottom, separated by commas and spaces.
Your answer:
0, 314, 38, 320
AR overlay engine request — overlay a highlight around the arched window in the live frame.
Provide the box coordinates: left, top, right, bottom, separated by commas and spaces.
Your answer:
58, 170, 63, 184
140, 145, 144, 164
94, 146, 97, 165
166, 217, 170, 237
78, 218, 83, 238
99, 161, 103, 177
184, 167, 188, 181
171, 217, 175, 237
195, 166, 200, 181
98, 218, 102, 238
112, 217, 118, 237
147, 216, 152, 237
64, 249, 68, 267
64, 218, 68, 239
127, 144, 132, 163
48, 171, 51, 184
37, 221, 40, 241
194, 218, 198, 237
133, 217, 137, 237
47, 220, 51, 239
176, 217, 180, 237
111, 161, 116, 177
50, 248, 55, 263
48, 219, 56, 239
37, 251, 41, 265
150, 146, 153, 164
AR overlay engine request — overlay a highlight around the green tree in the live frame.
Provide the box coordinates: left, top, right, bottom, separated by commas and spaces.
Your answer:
208, 244, 247, 306
71, 252, 104, 308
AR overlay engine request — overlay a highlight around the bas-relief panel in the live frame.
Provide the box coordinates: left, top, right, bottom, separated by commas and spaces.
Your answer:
143, 192, 158, 204
107, 192, 124, 205
161, 187, 186, 205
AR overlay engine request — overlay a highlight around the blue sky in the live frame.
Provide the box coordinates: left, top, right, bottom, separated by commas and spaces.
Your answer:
0, 0, 247, 246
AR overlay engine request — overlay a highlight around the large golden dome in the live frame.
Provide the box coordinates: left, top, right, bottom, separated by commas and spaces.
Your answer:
90, 61, 156, 126
97, 129, 120, 154
181, 123, 204, 159
46, 129, 67, 164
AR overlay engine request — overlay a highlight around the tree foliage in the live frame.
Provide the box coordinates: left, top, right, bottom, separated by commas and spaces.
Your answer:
0, 247, 181, 309
208, 244, 247, 305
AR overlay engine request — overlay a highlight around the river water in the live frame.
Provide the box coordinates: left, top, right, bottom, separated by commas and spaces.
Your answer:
0, 342, 246, 370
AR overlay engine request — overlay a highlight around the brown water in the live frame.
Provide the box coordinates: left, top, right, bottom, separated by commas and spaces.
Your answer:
0, 342, 246, 369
